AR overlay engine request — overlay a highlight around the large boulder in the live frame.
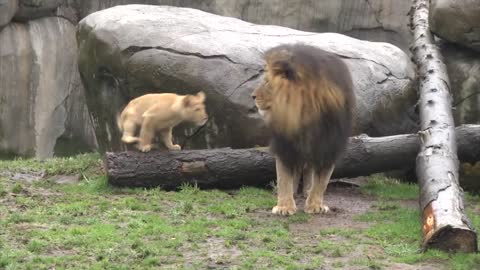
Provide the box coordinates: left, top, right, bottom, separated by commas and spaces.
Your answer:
0, 0, 18, 28
13, 0, 63, 21
72, 0, 412, 52
0, 17, 97, 159
441, 42, 480, 125
430, 0, 480, 52
77, 5, 417, 153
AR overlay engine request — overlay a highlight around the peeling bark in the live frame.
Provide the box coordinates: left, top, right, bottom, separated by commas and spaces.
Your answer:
105, 125, 480, 190
410, 0, 478, 253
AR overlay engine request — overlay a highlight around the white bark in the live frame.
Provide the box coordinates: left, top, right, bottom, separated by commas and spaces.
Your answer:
410, 0, 477, 253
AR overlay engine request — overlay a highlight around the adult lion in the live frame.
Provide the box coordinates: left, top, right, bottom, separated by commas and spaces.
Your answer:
252, 44, 355, 216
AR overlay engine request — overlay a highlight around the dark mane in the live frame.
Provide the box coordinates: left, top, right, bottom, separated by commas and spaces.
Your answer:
267, 44, 355, 173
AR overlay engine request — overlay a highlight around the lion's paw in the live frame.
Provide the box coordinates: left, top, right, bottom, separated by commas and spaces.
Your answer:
272, 205, 297, 216
169, 144, 181, 151
138, 144, 153, 152
304, 202, 329, 214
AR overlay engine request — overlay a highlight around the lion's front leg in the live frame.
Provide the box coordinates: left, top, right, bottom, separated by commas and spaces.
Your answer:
304, 165, 334, 214
160, 128, 181, 150
272, 158, 298, 216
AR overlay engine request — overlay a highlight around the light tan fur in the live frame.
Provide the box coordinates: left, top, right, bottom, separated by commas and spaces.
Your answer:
117, 92, 208, 152
272, 161, 334, 215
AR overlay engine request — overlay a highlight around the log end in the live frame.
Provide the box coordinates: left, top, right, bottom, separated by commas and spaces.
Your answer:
423, 226, 478, 253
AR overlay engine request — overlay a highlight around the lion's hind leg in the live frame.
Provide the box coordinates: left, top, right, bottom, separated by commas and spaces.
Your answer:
304, 165, 334, 214
120, 118, 140, 144
272, 158, 298, 216
137, 117, 156, 152
300, 165, 313, 198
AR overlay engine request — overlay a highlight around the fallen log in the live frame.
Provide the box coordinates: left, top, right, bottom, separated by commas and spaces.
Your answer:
410, 0, 477, 253
105, 125, 480, 190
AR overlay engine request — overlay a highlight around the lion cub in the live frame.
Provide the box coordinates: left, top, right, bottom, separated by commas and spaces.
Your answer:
117, 92, 208, 152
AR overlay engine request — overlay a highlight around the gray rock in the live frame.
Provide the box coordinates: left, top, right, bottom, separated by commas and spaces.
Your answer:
77, 5, 418, 153
50, 174, 80, 184
1, 170, 45, 183
441, 42, 480, 124
0, 17, 97, 159
430, 0, 480, 52
71, 0, 412, 52
0, 0, 18, 28
14, 0, 63, 21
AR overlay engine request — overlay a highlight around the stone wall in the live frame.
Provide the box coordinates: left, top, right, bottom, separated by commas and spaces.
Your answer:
1, 0, 479, 158
0, 15, 97, 159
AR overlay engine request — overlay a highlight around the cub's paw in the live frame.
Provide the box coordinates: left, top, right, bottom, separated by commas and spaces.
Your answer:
304, 202, 329, 214
169, 144, 181, 151
138, 144, 153, 153
272, 205, 297, 216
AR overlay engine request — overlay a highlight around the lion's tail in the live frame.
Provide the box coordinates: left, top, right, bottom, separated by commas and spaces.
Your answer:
116, 112, 124, 132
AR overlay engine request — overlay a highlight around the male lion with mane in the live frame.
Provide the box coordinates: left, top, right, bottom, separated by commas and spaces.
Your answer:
252, 44, 355, 216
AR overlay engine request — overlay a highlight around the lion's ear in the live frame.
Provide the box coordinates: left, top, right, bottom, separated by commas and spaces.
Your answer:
271, 60, 297, 81
196, 91, 206, 101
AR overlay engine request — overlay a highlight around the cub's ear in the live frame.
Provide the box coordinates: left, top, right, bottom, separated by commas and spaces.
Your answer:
183, 95, 192, 107
196, 91, 206, 101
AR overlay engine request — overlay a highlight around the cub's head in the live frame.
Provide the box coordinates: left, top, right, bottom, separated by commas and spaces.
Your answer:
183, 91, 209, 126
251, 80, 272, 124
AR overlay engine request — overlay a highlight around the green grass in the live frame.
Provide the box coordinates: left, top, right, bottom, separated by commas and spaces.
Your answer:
361, 174, 419, 200
0, 153, 101, 176
0, 154, 479, 269
359, 176, 480, 270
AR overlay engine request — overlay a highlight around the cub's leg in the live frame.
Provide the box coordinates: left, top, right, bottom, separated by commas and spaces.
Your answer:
304, 165, 334, 214
137, 117, 156, 152
120, 118, 139, 144
272, 158, 297, 216
160, 128, 181, 151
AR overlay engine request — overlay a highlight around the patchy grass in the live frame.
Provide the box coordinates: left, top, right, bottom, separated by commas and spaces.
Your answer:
361, 174, 419, 200
0, 153, 479, 269
359, 177, 480, 270
0, 153, 102, 176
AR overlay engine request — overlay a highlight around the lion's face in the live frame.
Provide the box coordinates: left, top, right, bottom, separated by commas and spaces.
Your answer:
251, 80, 273, 123
183, 91, 209, 126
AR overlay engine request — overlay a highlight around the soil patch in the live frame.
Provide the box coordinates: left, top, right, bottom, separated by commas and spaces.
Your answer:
291, 185, 373, 232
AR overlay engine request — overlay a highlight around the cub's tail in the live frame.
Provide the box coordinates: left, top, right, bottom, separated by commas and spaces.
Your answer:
116, 112, 124, 132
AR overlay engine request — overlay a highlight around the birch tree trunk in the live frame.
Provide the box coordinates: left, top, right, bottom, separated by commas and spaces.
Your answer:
410, 0, 477, 253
